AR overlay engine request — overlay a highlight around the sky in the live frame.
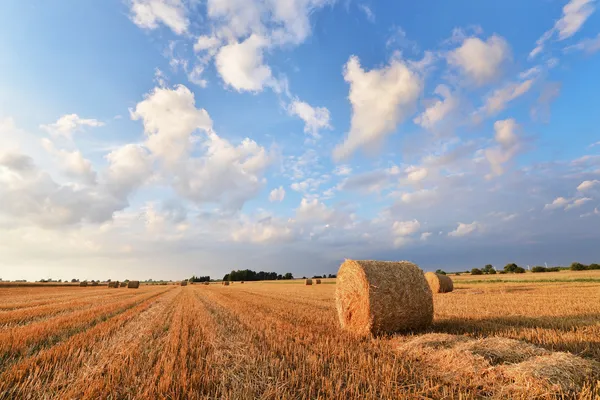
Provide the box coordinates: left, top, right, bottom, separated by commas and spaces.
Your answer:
1, 0, 599, 281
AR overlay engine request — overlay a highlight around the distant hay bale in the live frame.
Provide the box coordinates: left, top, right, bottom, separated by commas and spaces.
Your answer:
91, 281, 98, 286
223, 281, 230, 286
241, 281, 244, 284
335, 260, 433, 336
424, 272, 454, 293
204, 282, 210, 285
120, 282, 127, 287
315, 279, 322, 284
180, 281, 188, 286
80, 281, 88, 287
305, 279, 313, 285
127, 281, 140, 289
114, 281, 120, 288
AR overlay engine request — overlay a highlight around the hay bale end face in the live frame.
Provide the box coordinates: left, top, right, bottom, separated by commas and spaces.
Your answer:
127, 281, 140, 289
180, 281, 188, 286
335, 260, 433, 336
305, 279, 313, 285
315, 279, 322, 284
424, 272, 454, 293
120, 282, 127, 287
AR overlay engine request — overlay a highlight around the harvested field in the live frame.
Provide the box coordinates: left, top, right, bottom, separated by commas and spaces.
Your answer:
0, 277, 598, 399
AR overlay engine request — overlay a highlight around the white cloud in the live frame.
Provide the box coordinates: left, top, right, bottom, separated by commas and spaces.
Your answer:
530, 0, 595, 58
128, 0, 189, 35
231, 216, 294, 243
0, 152, 124, 228
175, 133, 271, 208
187, 64, 208, 88
287, 100, 332, 139
399, 188, 438, 204
130, 84, 213, 166
296, 198, 334, 223
567, 33, 600, 54
41, 139, 97, 185
565, 197, 592, 210
485, 119, 522, 178
448, 221, 480, 237
420, 231, 432, 240
392, 219, 420, 236
580, 207, 600, 218
333, 165, 352, 176
104, 144, 153, 198
577, 180, 600, 191
544, 196, 571, 210
358, 4, 375, 23
447, 35, 511, 86
414, 84, 458, 130
404, 165, 428, 183
215, 35, 273, 92
479, 79, 535, 116
269, 186, 286, 202
194, 35, 222, 53
333, 55, 422, 161
40, 114, 104, 139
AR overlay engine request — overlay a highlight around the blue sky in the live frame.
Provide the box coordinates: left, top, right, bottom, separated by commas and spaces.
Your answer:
1, 0, 599, 281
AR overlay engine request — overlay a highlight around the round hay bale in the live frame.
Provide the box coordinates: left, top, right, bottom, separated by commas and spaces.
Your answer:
180, 281, 188, 286
424, 272, 454, 293
91, 281, 98, 286
127, 280, 140, 289
335, 260, 433, 336
241, 281, 244, 284
305, 279, 313, 285
315, 279, 322, 284
79, 281, 88, 287
204, 282, 210, 285
223, 281, 230, 286
120, 282, 127, 287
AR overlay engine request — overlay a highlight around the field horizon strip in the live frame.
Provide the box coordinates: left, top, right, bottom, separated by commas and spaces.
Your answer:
0, 278, 598, 399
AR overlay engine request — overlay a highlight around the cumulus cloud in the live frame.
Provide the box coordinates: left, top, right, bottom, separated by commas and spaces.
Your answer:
404, 165, 428, 183
358, 4, 375, 23
478, 79, 535, 117
565, 197, 592, 210
40, 114, 104, 139
413, 84, 458, 130
269, 186, 286, 202
577, 180, 600, 191
485, 119, 522, 178
215, 35, 273, 92
420, 231, 432, 240
333, 55, 422, 161
287, 100, 332, 139
447, 35, 511, 86
231, 215, 294, 243
544, 196, 570, 210
128, 0, 189, 35
448, 221, 480, 237
392, 219, 420, 236
530, 0, 595, 58
41, 139, 97, 185
0, 152, 124, 228
104, 144, 153, 198
130, 84, 213, 165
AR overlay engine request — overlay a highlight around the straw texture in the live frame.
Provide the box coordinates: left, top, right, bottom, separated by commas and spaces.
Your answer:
424, 272, 454, 293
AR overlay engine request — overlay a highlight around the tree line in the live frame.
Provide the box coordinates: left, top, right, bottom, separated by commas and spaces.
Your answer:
223, 269, 294, 282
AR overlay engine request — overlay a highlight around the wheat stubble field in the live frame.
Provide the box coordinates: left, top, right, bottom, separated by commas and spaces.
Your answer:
0, 273, 599, 399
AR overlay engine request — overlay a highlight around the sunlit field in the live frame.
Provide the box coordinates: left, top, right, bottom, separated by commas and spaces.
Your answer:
0, 273, 599, 399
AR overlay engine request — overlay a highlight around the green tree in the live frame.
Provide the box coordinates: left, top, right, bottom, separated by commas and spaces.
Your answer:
482, 264, 495, 274
504, 263, 519, 273
570, 262, 587, 271
471, 268, 483, 275
435, 269, 447, 275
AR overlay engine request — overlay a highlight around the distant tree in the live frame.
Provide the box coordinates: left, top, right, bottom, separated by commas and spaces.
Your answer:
570, 262, 587, 271
504, 263, 519, 273
588, 263, 600, 270
327, 274, 337, 278
471, 268, 483, 275
283, 272, 294, 280
71, 279, 78, 283
435, 269, 446, 275
223, 274, 230, 281
514, 266, 526, 273
531, 266, 547, 273
455, 272, 461, 276
482, 264, 495, 274
302, 276, 307, 279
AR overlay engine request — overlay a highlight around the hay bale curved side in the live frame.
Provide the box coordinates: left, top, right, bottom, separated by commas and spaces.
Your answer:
305, 279, 313, 285
127, 281, 140, 289
424, 272, 454, 293
335, 260, 433, 336
315, 279, 322, 284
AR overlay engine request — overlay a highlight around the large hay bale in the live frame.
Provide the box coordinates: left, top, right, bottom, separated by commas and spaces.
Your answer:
114, 281, 120, 288
424, 272, 454, 293
240, 281, 244, 284
305, 279, 313, 285
127, 281, 140, 289
315, 279, 322, 284
80, 281, 88, 287
180, 281, 188, 286
120, 282, 127, 287
335, 260, 433, 336
223, 281, 230, 286
91, 281, 98, 286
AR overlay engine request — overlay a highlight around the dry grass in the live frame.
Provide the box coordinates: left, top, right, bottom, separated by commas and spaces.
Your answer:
0, 276, 598, 399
